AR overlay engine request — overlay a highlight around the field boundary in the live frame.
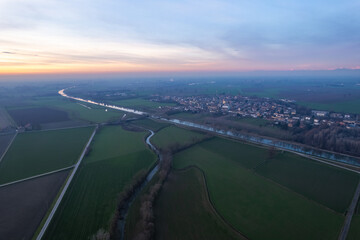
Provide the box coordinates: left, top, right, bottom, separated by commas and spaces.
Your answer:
338, 180, 360, 240
175, 165, 249, 240
35, 125, 97, 240
0, 165, 74, 188
0, 132, 17, 164
33, 124, 96, 133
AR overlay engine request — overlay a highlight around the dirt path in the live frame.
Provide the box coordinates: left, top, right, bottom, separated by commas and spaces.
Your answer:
338, 180, 360, 240
0, 132, 17, 164
0, 165, 74, 188
35, 126, 97, 240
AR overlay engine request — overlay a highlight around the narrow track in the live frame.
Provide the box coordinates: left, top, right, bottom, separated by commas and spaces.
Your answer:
338, 180, 360, 240
36, 126, 97, 240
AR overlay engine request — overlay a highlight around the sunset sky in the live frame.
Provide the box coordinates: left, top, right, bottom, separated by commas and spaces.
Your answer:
0, 0, 359, 76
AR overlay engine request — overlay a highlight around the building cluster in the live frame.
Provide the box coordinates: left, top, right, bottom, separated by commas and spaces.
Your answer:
154, 95, 359, 129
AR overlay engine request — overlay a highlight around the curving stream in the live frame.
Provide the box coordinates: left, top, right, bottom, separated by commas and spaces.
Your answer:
117, 129, 161, 240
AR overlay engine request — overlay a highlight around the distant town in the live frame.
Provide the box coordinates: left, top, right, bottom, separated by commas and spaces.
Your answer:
153, 95, 359, 129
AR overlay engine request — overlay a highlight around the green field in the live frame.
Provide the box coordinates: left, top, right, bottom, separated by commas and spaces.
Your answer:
189, 137, 358, 213
131, 118, 170, 132
43, 126, 156, 240
0, 133, 15, 158
151, 125, 206, 150
0, 107, 15, 129
154, 168, 242, 240
8, 96, 126, 124
0, 127, 94, 184
173, 138, 345, 240
299, 99, 360, 114
255, 151, 359, 213
348, 215, 360, 240
111, 98, 176, 111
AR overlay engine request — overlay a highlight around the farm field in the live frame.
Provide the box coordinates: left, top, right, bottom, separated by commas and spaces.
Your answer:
0, 133, 15, 158
151, 125, 206, 150
8, 96, 125, 124
0, 107, 15, 129
43, 126, 156, 240
0, 170, 69, 240
7, 107, 69, 126
0, 126, 94, 184
131, 118, 170, 132
154, 168, 242, 240
347, 215, 360, 240
298, 99, 360, 114
255, 151, 359, 213
173, 138, 345, 240
191, 137, 358, 213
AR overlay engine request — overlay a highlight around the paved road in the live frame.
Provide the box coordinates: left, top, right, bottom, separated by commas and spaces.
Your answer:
338, 180, 360, 240
36, 126, 97, 240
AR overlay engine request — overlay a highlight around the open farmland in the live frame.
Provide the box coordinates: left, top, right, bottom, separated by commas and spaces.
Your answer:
255, 151, 359, 213
10, 96, 125, 124
154, 168, 243, 240
197, 137, 358, 213
151, 125, 206, 150
173, 138, 345, 240
0, 170, 69, 240
0, 126, 94, 184
0, 133, 15, 159
348, 215, 360, 240
0, 107, 15, 129
43, 126, 156, 240
7, 107, 70, 126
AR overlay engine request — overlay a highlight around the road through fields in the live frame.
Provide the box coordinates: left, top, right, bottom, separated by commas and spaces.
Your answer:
36, 126, 97, 240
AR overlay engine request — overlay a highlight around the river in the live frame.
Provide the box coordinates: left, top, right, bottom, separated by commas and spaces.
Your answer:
58, 88, 360, 168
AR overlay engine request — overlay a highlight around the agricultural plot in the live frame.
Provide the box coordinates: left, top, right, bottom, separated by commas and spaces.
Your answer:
43, 126, 156, 240
299, 99, 360, 114
255, 151, 359, 213
0, 133, 15, 159
10, 96, 125, 124
131, 118, 170, 132
0, 126, 94, 184
199, 137, 358, 213
151, 125, 206, 150
348, 215, 360, 240
7, 107, 69, 126
0, 170, 69, 240
0, 107, 15, 129
173, 138, 345, 240
154, 168, 242, 240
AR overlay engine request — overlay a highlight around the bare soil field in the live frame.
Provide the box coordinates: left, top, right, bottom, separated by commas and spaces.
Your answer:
0, 170, 70, 240
7, 107, 69, 126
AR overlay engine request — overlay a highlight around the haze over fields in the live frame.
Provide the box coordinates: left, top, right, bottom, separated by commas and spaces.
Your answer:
1, 1, 360, 240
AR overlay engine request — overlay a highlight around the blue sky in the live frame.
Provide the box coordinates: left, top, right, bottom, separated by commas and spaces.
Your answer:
0, 0, 359, 74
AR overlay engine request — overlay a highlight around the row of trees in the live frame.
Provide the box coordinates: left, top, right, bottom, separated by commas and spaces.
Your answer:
132, 151, 172, 240
294, 126, 360, 156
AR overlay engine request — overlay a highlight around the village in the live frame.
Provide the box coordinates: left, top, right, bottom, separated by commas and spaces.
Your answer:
154, 95, 359, 129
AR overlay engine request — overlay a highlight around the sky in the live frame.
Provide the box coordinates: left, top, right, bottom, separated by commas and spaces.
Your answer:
0, 0, 360, 76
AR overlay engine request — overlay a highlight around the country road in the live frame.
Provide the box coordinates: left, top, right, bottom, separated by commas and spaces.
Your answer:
36, 126, 97, 240
0, 132, 17, 164
338, 180, 360, 240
